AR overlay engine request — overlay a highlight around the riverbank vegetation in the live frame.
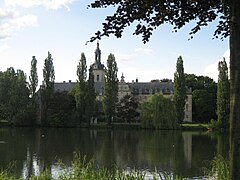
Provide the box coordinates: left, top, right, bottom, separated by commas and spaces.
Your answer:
0, 153, 230, 180
0, 153, 182, 180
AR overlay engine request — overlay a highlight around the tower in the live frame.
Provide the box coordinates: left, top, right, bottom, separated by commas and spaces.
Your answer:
91, 42, 105, 83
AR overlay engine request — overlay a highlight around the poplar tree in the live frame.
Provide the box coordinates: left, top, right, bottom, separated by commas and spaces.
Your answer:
42, 51, 55, 124
29, 56, 38, 99
85, 66, 96, 125
43, 52, 55, 97
103, 53, 118, 125
75, 53, 87, 124
174, 56, 186, 124
217, 58, 230, 128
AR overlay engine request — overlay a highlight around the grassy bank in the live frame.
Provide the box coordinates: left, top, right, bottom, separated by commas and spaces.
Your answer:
180, 123, 209, 131
0, 120, 10, 127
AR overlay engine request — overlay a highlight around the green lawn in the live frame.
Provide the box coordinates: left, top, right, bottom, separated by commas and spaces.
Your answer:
181, 123, 209, 130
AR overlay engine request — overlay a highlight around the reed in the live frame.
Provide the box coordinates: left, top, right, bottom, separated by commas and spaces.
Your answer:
0, 154, 184, 180
204, 154, 229, 180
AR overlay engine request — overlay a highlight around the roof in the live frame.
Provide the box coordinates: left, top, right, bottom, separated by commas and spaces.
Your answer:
128, 81, 174, 94
54, 82, 76, 92
54, 81, 104, 95
53, 80, 191, 95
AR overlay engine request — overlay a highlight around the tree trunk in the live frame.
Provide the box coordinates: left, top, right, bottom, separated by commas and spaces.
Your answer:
230, 0, 240, 179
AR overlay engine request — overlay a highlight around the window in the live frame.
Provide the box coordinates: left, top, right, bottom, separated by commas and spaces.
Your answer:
97, 75, 99, 82
186, 104, 189, 111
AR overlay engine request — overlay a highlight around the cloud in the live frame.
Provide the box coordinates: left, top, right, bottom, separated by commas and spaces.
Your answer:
5, 0, 77, 11
0, 8, 38, 40
135, 48, 153, 55
0, 8, 18, 19
204, 49, 230, 82
114, 52, 136, 62
13, 14, 38, 30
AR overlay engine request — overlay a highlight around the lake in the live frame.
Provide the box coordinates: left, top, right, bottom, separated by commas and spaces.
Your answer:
0, 127, 229, 179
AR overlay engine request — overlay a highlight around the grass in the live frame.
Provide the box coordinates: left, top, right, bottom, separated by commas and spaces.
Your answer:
180, 123, 209, 130
0, 153, 184, 180
1, 154, 228, 180
0, 120, 10, 127
203, 155, 229, 180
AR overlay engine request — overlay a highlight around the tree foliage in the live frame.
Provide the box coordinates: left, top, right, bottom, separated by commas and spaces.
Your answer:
185, 74, 217, 123
85, 66, 96, 125
140, 94, 178, 129
42, 51, 55, 124
103, 53, 118, 125
89, 0, 229, 43
75, 53, 88, 124
0, 68, 31, 124
217, 58, 230, 128
42, 51, 55, 97
116, 94, 139, 123
174, 56, 186, 123
29, 56, 38, 98
47, 91, 76, 126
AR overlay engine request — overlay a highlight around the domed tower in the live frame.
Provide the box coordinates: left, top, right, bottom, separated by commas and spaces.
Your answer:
91, 42, 105, 82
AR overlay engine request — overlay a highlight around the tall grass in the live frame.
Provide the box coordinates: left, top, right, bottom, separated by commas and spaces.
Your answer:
0, 154, 184, 180
204, 154, 229, 180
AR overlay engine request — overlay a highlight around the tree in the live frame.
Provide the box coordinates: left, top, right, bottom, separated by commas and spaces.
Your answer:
46, 91, 76, 126
85, 66, 96, 125
75, 53, 87, 124
42, 51, 55, 97
42, 51, 55, 124
217, 58, 230, 128
29, 56, 38, 123
185, 74, 217, 123
89, 1, 240, 178
0, 68, 30, 124
174, 56, 186, 124
140, 94, 178, 129
193, 89, 216, 123
103, 53, 118, 125
116, 94, 139, 123
29, 56, 38, 98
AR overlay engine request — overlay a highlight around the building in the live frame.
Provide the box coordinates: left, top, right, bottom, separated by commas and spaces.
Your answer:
53, 43, 192, 122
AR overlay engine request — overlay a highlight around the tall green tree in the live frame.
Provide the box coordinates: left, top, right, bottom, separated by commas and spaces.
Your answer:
116, 94, 139, 123
0, 68, 30, 124
29, 56, 38, 98
42, 51, 55, 124
89, 1, 240, 178
46, 91, 76, 126
185, 74, 217, 123
174, 56, 186, 124
85, 66, 96, 125
75, 53, 87, 124
217, 58, 230, 128
103, 53, 118, 125
29, 56, 38, 122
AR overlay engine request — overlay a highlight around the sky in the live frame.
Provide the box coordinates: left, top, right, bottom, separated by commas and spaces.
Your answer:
0, 0, 229, 84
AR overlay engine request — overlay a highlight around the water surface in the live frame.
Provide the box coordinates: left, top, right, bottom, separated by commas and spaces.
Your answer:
0, 128, 229, 179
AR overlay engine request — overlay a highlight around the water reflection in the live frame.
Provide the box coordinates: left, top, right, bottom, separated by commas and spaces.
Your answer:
0, 128, 229, 179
